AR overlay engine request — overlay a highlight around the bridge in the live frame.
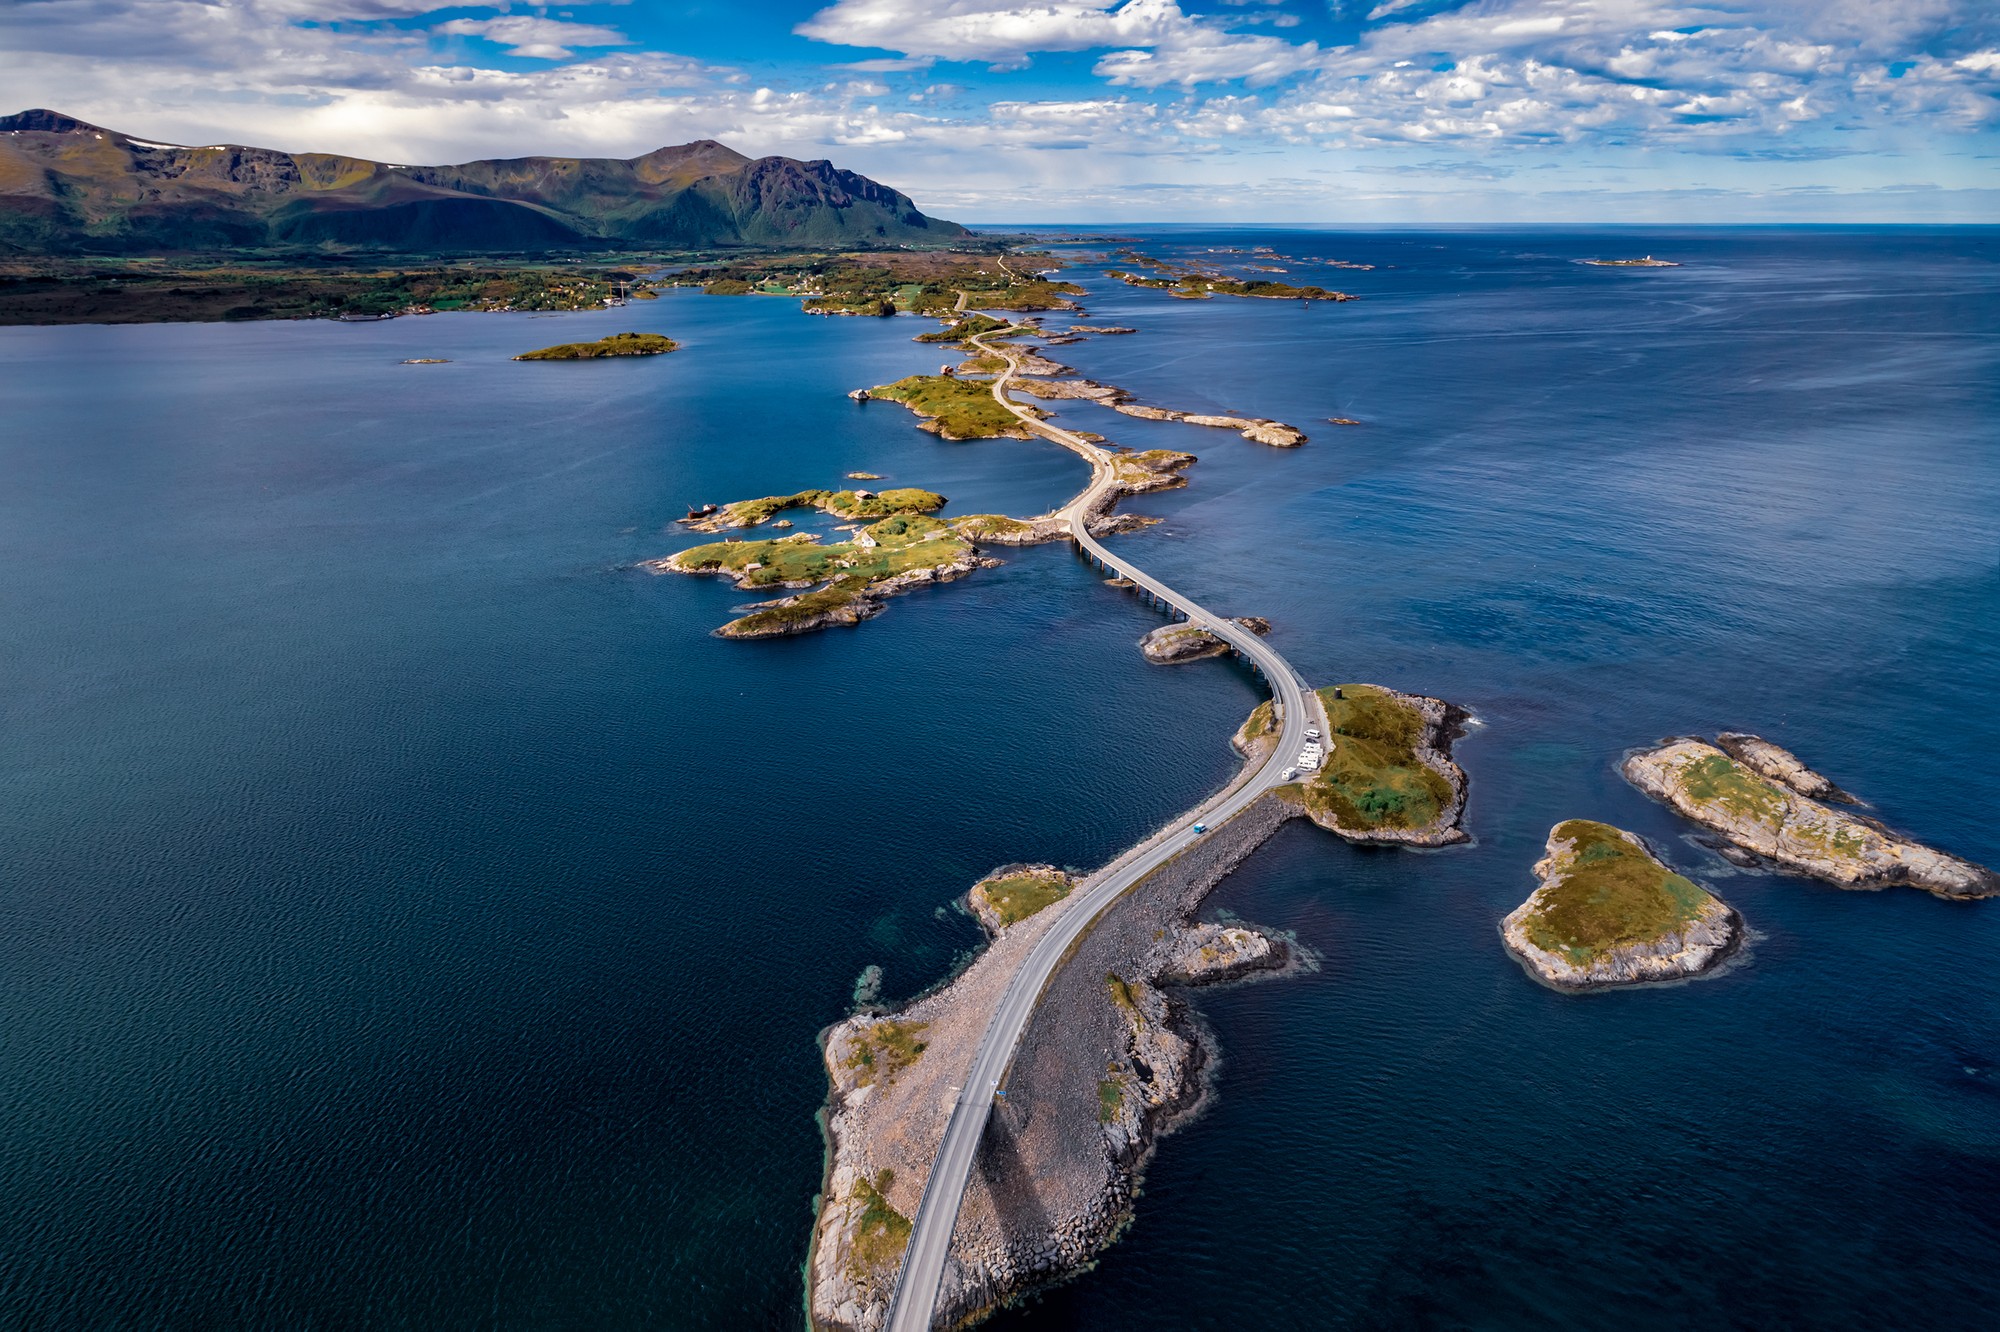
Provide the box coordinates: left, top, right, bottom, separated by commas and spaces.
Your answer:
882, 321, 1316, 1331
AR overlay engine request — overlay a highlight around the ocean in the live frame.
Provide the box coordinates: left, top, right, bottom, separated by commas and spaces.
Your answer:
2, 229, 1996, 1328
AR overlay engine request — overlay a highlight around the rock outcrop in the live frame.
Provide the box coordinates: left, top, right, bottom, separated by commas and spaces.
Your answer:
1111, 404, 1306, 446
1138, 617, 1271, 664
1501, 820, 1741, 990
1714, 732, 1855, 803
1623, 738, 1999, 900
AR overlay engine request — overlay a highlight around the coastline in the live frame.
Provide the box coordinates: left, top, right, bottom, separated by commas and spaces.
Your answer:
808, 791, 1307, 1331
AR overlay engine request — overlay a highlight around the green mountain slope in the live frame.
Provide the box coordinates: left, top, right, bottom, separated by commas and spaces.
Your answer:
0, 109, 968, 254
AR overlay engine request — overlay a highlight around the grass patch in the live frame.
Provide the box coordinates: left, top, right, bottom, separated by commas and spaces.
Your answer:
1105, 973, 1142, 1025
708, 487, 943, 529
848, 1170, 912, 1273
1106, 270, 1177, 289
1242, 700, 1276, 742
844, 1020, 930, 1090
721, 577, 872, 637
1097, 1077, 1125, 1125
952, 514, 1036, 540
514, 331, 676, 360
871, 374, 1043, 439
1301, 684, 1453, 832
915, 311, 1007, 342
702, 278, 753, 295
824, 488, 947, 520
976, 871, 1071, 927
1676, 753, 1789, 829
1521, 820, 1716, 965
676, 515, 964, 590
1183, 277, 1350, 301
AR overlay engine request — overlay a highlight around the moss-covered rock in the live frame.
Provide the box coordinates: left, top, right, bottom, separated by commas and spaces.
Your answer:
1502, 820, 1740, 989
1623, 738, 1999, 899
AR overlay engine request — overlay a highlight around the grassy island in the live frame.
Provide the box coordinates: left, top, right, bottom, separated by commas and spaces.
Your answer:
660, 505, 988, 638
672, 514, 967, 592
1292, 684, 1460, 839
513, 331, 676, 360
691, 487, 945, 531
1516, 821, 1717, 965
1502, 819, 1741, 989
870, 374, 1044, 439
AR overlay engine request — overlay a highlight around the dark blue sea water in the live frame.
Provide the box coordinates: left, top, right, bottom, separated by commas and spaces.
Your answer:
3, 229, 1997, 1329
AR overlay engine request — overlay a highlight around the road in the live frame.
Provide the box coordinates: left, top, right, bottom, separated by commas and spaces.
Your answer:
882, 319, 1316, 1332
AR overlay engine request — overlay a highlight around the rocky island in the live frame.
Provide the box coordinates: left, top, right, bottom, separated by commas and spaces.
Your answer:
513, 331, 677, 360
1623, 736, 1999, 899
1582, 256, 1680, 267
647, 447, 1195, 637
1255, 684, 1470, 846
1139, 617, 1270, 664
1501, 820, 1741, 990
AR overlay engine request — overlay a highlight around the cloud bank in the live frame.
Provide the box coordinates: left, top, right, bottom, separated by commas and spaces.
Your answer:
0, 0, 1993, 219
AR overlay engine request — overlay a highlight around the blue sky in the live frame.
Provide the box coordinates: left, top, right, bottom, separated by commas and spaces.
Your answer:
4, 1, 1997, 221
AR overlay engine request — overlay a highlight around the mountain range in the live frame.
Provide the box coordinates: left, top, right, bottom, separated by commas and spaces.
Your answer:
0, 109, 968, 255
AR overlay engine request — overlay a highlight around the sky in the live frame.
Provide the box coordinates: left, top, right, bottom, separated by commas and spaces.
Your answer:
4, 1, 1997, 222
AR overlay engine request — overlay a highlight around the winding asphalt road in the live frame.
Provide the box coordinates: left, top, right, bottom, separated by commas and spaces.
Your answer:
882, 318, 1316, 1331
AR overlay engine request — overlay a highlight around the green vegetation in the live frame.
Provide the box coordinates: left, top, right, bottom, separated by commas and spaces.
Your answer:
1189, 277, 1350, 301
848, 1170, 912, 1273
675, 248, 1073, 318
701, 278, 753, 295
952, 514, 1038, 540
975, 871, 1071, 927
1299, 684, 1454, 833
1241, 700, 1276, 743
0, 263, 647, 324
1674, 752, 1867, 862
1097, 1077, 1126, 1125
914, 311, 1007, 342
870, 374, 1044, 439
1105, 972, 1142, 1025
514, 331, 677, 360
843, 1020, 930, 1090
704, 487, 944, 529
1105, 258, 1351, 302
1520, 820, 1716, 965
675, 514, 965, 591
722, 577, 872, 638
1677, 753, 1789, 828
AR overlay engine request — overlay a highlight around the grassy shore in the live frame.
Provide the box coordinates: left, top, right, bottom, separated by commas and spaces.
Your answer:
0, 261, 650, 324
870, 374, 1044, 439
514, 331, 676, 360
973, 870, 1072, 927
844, 1020, 930, 1089
1518, 820, 1718, 965
1299, 684, 1455, 833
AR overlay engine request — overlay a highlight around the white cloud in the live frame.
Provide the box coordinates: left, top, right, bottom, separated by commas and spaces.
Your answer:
796, 0, 1321, 86
435, 17, 632, 61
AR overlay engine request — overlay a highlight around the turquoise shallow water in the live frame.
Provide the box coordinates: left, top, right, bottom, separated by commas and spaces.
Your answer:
2, 229, 1997, 1328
